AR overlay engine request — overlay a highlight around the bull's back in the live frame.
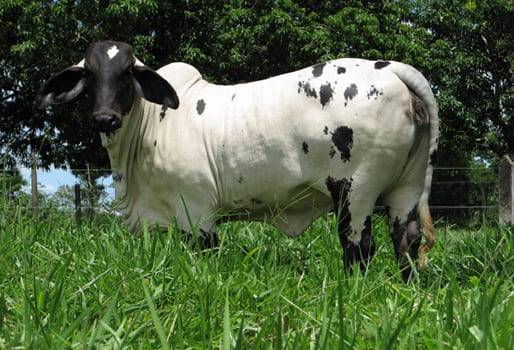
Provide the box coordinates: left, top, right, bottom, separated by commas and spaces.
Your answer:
192, 59, 413, 187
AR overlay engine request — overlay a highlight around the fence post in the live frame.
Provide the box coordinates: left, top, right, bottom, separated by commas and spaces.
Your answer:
74, 184, 81, 224
31, 149, 38, 219
499, 155, 513, 225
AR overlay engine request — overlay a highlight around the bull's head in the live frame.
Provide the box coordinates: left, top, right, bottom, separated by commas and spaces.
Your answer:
37, 41, 179, 133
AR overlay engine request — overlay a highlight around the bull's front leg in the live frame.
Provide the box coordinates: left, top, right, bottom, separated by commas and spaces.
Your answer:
198, 228, 219, 249
180, 228, 219, 250
175, 201, 219, 250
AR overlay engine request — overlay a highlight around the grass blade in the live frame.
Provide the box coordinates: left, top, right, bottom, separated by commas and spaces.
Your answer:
223, 290, 231, 350
142, 279, 170, 350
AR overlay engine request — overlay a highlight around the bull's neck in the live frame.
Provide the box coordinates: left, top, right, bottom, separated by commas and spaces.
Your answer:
100, 98, 155, 201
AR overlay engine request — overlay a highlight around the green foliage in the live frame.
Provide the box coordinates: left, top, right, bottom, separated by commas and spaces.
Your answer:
0, 197, 513, 348
1, 1, 512, 172
0, 153, 26, 197
51, 181, 108, 213
408, 0, 514, 158
0, 170, 24, 197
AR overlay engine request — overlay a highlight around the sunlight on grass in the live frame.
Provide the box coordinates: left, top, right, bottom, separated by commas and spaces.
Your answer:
0, 194, 513, 348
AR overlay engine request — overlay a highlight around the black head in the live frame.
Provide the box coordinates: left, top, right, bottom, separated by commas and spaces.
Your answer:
37, 41, 179, 133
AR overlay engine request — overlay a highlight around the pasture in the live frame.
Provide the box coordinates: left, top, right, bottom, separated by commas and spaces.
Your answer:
1, 196, 513, 349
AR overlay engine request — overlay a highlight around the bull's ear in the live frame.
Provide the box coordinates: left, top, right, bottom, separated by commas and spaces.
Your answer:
37, 66, 86, 108
132, 65, 179, 109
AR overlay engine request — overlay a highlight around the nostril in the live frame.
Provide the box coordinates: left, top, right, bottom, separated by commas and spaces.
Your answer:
94, 114, 116, 124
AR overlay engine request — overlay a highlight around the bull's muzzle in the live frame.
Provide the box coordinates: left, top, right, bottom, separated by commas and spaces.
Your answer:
93, 113, 121, 133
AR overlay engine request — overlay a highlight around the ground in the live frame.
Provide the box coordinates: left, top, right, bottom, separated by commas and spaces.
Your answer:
0, 201, 513, 349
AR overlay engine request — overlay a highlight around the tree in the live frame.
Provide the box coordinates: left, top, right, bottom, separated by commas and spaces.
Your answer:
406, 0, 514, 159
1, 0, 512, 224
0, 153, 26, 198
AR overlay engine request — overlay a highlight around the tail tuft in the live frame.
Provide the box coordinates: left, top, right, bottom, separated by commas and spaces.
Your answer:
417, 198, 435, 268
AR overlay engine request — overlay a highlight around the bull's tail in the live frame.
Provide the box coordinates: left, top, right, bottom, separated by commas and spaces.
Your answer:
386, 62, 439, 267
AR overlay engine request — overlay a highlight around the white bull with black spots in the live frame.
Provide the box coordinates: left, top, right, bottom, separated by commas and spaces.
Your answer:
39, 41, 438, 280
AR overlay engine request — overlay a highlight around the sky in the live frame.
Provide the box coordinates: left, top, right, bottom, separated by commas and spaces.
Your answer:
20, 166, 114, 198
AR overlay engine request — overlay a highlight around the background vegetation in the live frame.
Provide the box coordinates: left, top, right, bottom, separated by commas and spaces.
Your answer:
1, 1, 512, 167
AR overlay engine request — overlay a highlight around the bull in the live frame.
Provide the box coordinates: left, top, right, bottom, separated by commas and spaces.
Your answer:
38, 41, 438, 279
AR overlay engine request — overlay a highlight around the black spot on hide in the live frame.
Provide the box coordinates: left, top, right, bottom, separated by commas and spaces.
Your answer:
323, 126, 329, 135
312, 63, 326, 77
366, 85, 382, 100
331, 126, 353, 162
298, 81, 318, 99
196, 99, 206, 114
329, 146, 336, 158
302, 142, 309, 154
337, 66, 346, 74
344, 84, 358, 101
160, 105, 168, 121
375, 61, 390, 69
320, 83, 334, 108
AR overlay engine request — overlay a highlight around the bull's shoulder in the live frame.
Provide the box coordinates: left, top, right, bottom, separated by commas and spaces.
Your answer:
157, 62, 203, 93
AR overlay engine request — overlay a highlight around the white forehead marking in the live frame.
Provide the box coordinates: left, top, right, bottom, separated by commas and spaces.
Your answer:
106, 45, 119, 60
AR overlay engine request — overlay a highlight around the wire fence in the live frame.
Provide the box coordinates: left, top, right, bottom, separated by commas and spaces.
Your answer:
0, 165, 504, 226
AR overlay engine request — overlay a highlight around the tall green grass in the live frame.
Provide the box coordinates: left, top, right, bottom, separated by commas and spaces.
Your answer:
0, 196, 513, 349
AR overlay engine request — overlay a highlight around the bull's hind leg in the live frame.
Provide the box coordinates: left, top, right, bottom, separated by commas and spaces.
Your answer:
326, 176, 376, 272
384, 190, 423, 281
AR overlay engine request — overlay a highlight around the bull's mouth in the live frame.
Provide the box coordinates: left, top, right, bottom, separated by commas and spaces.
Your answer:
97, 120, 122, 133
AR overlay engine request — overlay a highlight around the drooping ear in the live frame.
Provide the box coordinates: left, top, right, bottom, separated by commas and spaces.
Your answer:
132, 65, 179, 109
37, 62, 86, 108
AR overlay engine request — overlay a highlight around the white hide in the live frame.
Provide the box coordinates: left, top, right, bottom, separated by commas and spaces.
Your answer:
102, 59, 437, 243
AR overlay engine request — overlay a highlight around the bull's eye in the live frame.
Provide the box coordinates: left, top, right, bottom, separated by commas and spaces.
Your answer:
120, 68, 133, 84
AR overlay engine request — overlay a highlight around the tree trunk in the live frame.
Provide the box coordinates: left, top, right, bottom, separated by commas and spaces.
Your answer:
499, 155, 513, 225
478, 183, 486, 226
74, 184, 81, 225
86, 163, 94, 218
